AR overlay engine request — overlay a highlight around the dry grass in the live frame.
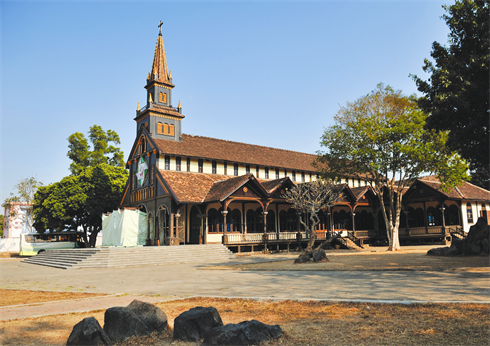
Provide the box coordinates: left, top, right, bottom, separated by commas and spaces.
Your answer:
0, 289, 106, 307
209, 252, 490, 272
1, 297, 489, 346
0, 252, 19, 258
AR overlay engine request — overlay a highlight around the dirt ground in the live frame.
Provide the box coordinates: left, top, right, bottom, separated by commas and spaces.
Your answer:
1, 251, 489, 345
1, 297, 488, 346
207, 251, 490, 272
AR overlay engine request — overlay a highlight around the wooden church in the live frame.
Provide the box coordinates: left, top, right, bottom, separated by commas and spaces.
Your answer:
119, 26, 490, 250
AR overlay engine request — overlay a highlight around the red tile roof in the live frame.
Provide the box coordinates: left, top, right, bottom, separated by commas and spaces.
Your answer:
153, 134, 318, 172
159, 171, 235, 203
418, 176, 490, 201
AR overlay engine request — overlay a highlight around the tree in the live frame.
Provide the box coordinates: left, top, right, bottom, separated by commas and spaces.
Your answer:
316, 84, 469, 251
68, 125, 125, 175
282, 179, 342, 256
0, 215, 4, 237
33, 164, 128, 247
3, 177, 43, 233
411, 0, 489, 189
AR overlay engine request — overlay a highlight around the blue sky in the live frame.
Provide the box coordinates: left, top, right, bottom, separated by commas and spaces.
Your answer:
1, 1, 451, 204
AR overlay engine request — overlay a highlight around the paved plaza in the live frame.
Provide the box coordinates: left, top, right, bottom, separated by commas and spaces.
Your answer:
1, 250, 489, 320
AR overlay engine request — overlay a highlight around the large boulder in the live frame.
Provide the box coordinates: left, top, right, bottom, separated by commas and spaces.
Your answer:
427, 217, 490, 256
127, 299, 168, 333
313, 248, 328, 262
67, 317, 112, 346
173, 306, 223, 342
294, 253, 312, 264
202, 319, 283, 346
103, 306, 149, 342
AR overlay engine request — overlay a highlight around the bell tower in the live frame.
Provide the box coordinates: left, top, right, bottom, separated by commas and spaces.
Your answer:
134, 21, 184, 141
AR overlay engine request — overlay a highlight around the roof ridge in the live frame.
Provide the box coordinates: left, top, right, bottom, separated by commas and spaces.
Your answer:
182, 134, 317, 157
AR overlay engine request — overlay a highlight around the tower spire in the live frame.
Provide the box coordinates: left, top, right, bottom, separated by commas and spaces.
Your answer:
149, 21, 169, 83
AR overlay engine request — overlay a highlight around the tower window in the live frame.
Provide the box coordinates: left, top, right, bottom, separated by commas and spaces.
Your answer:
234, 163, 238, 176
176, 157, 181, 171
212, 161, 217, 174
265, 167, 269, 179
165, 155, 170, 170
198, 159, 203, 173
159, 92, 167, 103
157, 123, 174, 136
187, 157, 191, 172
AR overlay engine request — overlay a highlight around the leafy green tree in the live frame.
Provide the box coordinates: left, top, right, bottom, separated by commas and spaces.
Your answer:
411, 0, 489, 189
68, 125, 125, 175
33, 164, 128, 247
316, 84, 469, 251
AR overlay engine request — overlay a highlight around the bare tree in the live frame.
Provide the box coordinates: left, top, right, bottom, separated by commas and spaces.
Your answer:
282, 179, 342, 256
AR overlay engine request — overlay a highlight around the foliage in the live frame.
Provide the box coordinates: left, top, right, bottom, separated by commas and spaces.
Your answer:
0, 215, 4, 237
33, 164, 128, 247
282, 179, 342, 254
2, 177, 43, 233
411, 0, 489, 189
316, 84, 469, 251
67, 125, 125, 175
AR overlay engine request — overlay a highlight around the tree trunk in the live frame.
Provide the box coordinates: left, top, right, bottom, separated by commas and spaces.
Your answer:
388, 225, 401, 251
305, 229, 317, 254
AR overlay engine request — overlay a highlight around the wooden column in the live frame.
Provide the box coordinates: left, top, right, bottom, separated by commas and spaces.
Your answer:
221, 210, 228, 244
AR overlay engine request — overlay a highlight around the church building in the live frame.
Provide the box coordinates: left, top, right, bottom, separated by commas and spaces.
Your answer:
119, 26, 489, 250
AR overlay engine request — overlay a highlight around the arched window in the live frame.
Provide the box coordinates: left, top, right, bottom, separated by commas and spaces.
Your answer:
246, 209, 263, 233
415, 208, 425, 227
157, 123, 163, 134
286, 208, 298, 231
230, 209, 241, 233
163, 124, 169, 135
208, 208, 219, 233
279, 210, 288, 231
446, 205, 460, 225
266, 210, 275, 232
427, 207, 436, 226
467, 203, 474, 223
168, 124, 175, 136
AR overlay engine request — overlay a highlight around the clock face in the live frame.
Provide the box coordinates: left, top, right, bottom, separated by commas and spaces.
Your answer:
135, 157, 149, 187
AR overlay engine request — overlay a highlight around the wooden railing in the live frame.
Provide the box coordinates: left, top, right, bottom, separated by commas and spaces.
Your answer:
226, 232, 308, 244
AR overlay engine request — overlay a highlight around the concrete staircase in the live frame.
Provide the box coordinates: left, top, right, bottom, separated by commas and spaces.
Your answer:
22, 244, 236, 270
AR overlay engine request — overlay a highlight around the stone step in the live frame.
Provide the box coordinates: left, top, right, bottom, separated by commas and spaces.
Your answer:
22, 244, 235, 269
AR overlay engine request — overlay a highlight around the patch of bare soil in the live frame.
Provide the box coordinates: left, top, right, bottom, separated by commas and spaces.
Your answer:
1, 297, 489, 346
0, 289, 106, 307
209, 252, 490, 271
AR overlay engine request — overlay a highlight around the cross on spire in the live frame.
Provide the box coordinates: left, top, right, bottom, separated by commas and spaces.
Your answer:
158, 21, 163, 34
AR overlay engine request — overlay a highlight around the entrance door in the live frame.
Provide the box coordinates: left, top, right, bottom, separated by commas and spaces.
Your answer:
189, 206, 201, 244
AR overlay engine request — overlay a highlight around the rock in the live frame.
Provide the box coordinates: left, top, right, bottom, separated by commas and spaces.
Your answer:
313, 248, 328, 262
173, 306, 223, 342
480, 238, 489, 255
464, 242, 481, 256
127, 299, 168, 333
103, 306, 149, 342
67, 317, 112, 346
294, 253, 312, 264
202, 319, 283, 346
427, 247, 447, 256
466, 217, 489, 243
